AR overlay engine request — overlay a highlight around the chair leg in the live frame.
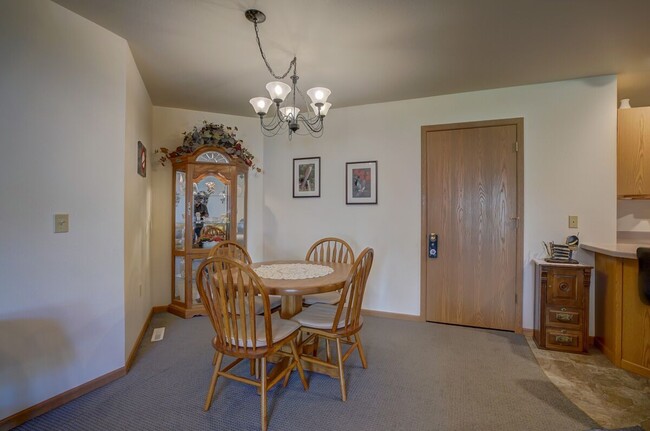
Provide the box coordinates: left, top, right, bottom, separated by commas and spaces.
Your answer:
336, 338, 347, 401
204, 352, 223, 411
255, 358, 260, 379
261, 357, 268, 431
212, 351, 218, 365
312, 335, 319, 357
249, 358, 256, 376
290, 339, 309, 390
325, 339, 331, 363
355, 333, 368, 369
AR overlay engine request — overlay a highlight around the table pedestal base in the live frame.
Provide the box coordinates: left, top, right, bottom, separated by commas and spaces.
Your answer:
280, 296, 302, 319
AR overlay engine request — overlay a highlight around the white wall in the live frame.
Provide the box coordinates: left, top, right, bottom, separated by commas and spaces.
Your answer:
0, 0, 127, 419
618, 200, 650, 232
124, 50, 153, 362
262, 76, 618, 332
150, 107, 264, 307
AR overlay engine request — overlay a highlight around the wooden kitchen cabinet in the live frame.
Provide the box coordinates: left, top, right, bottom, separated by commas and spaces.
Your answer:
618, 106, 650, 198
594, 253, 650, 378
533, 260, 592, 354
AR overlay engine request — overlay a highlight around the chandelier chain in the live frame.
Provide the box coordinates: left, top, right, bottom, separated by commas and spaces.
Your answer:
253, 21, 296, 80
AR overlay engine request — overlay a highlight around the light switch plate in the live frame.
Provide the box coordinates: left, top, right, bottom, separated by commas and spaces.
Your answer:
54, 214, 69, 233
568, 215, 578, 229
151, 327, 165, 342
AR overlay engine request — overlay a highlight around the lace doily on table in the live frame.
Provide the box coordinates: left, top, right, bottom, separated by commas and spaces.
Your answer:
253, 263, 334, 280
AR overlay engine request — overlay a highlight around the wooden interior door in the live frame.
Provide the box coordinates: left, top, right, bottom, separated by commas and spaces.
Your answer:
422, 121, 521, 331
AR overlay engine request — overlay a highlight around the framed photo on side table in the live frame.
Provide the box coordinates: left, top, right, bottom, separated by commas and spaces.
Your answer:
346, 161, 377, 204
293, 157, 320, 198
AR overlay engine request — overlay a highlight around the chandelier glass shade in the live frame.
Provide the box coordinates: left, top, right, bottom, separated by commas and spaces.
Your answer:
246, 9, 331, 138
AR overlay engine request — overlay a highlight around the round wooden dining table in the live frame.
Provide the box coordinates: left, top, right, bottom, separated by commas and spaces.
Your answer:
251, 260, 352, 318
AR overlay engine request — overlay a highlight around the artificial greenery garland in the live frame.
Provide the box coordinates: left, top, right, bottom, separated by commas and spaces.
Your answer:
156, 121, 261, 172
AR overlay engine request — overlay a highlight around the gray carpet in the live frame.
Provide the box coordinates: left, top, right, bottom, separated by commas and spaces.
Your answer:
15, 313, 598, 431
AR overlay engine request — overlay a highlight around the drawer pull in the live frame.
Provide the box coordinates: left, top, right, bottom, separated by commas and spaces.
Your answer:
561, 308, 567, 311
556, 313, 573, 322
555, 335, 573, 344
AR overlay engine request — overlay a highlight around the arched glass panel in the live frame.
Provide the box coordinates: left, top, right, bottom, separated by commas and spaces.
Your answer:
196, 151, 229, 164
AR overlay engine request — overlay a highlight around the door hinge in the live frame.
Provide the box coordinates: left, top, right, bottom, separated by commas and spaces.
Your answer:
513, 141, 519, 152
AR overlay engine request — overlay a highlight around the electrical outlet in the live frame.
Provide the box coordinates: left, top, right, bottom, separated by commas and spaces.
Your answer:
151, 327, 165, 342
54, 214, 69, 233
568, 215, 578, 229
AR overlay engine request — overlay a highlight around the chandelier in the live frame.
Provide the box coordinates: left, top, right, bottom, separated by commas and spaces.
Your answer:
246, 9, 331, 138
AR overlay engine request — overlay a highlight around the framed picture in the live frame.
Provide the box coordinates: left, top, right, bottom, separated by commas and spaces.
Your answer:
346, 161, 377, 204
293, 157, 320, 198
137, 141, 146, 177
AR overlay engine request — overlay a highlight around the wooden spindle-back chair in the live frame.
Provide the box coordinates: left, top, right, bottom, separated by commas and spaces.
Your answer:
208, 240, 252, 264
304, 237, 355, 306
305, 237, 355, 264
197, 257, 308, 431
293, 247, 374, 401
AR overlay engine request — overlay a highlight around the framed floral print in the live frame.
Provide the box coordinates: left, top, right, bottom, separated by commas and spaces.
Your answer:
346, 160, 377, 204
293, 157, 320, 198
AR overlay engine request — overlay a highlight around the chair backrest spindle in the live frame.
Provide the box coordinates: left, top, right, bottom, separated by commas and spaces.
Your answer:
208, 240, 252, 265
197, 256, 273, 355
306, 237, 354, 264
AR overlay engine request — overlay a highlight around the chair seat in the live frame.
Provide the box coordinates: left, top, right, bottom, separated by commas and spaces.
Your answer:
226, 313, 300, 348
291, 303, 362, 330
231, 294, 282, 315
303, 291, 341, 305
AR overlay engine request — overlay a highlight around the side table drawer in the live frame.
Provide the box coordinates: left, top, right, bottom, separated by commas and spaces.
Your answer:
546, 327, 583, 353
546, 307, 583, 328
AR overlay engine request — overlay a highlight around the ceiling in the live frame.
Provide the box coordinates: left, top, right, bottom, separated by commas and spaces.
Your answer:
54, 0, 650, 116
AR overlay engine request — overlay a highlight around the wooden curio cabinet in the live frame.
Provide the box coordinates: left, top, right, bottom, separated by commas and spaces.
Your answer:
168, 146, 248, 318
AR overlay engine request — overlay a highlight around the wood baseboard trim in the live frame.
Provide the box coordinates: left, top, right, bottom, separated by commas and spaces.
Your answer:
361, 308, 422, 321
0, 367, 125, 431
153, 305, 168, 314
126, 309, 153, 372
1, 305, 170, 430
125, 305, 169, 372
621, 359, 650, 378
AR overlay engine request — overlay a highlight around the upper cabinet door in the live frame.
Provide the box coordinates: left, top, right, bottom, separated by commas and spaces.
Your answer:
618, 107, 650, 198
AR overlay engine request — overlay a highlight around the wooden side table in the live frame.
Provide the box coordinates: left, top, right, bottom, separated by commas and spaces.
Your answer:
533, 259, 592, 353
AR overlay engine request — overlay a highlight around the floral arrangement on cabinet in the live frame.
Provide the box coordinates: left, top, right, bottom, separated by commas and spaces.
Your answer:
156, 121, 262, 172
198, 234, 225, 248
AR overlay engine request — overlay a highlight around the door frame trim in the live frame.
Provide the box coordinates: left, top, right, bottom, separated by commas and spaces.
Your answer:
420, 118, 524, 333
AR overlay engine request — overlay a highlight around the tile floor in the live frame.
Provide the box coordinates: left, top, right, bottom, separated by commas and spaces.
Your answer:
526, 337, 650, 431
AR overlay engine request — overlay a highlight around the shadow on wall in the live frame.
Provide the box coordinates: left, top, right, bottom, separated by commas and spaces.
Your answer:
262, 203, 280, 259
0, 318, 73, 419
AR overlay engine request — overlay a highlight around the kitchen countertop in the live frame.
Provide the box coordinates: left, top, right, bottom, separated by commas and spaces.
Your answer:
580, 243, 645, 259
